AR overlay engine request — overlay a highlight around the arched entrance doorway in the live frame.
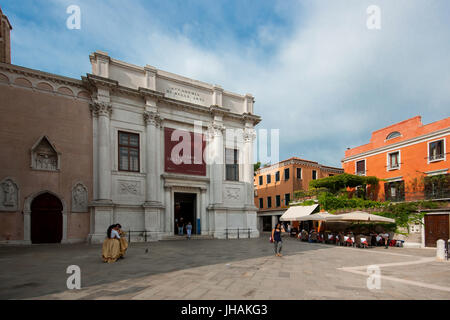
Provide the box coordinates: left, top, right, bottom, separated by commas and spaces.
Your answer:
31, 193, 63, 244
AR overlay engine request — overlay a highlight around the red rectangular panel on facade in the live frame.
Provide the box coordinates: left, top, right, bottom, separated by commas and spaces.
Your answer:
164, 127, 206, 176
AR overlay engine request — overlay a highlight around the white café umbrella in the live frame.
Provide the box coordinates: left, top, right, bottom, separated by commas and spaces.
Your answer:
295, 212, 335, 221
326, 211, 395, 223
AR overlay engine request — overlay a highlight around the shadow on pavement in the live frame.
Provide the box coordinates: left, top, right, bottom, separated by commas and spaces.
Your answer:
0, 236, 331, 299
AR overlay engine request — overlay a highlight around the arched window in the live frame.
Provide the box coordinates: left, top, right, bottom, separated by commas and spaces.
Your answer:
386, 131, 401, 140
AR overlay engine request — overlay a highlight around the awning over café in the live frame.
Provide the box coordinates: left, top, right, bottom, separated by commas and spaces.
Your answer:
279, 204, 319, 221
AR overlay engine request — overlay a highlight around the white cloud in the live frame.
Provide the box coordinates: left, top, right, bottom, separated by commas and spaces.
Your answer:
7, 0, 450, 167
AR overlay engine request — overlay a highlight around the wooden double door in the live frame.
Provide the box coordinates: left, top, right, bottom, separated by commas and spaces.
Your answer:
424, 214, 449, 247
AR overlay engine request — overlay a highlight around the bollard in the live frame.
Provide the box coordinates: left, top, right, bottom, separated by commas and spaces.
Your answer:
436, 239, 445, 261
447, 239, 450, 260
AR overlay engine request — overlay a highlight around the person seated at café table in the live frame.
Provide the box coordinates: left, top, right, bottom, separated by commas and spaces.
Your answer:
309, 230, 318, 243
344, 232, 355, 246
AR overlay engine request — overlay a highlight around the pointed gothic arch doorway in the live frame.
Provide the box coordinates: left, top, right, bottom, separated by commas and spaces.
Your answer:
30, 193, 63, 244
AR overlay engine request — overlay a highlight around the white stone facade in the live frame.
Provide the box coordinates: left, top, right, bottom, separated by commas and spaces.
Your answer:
86, 51, 261, 243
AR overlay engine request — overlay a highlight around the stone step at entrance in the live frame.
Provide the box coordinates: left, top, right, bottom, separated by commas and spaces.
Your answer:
161, 235, 214, 241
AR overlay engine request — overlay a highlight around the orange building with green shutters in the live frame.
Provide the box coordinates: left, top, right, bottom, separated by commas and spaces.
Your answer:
342, 116, 450, 247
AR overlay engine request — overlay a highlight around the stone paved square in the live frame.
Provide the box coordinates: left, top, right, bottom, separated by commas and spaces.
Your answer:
0, 237, 449, 300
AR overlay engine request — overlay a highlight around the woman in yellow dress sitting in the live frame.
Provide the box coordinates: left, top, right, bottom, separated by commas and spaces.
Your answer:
116, 224, 128, 257
102, 225, 122, 263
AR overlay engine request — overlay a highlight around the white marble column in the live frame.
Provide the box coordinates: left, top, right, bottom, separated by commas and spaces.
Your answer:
164, 187, 172, 233
208, 123, 224, 205
91, 102, 112, 201
156, 120, 162, 202
244, 127, 256, 206
143, 111, 159, 204
200, 188, 208, 234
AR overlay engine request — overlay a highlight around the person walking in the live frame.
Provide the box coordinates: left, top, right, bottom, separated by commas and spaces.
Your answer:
178, 217, 184, 236
271, 222, 285, 257
186, 221, 193, 240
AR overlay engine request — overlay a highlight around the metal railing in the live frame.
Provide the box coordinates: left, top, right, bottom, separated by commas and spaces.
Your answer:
224, 228, 252, 240
127, 230, 152, 243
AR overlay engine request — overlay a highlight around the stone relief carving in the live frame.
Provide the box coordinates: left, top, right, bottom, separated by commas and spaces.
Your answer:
225, 187, 240, 200
0, 178, 18, 211
119, 181, 140, 195
31, 136, 59, 171
72, 183, 88, 212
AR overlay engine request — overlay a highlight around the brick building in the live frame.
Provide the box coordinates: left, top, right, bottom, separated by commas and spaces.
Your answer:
254, 157, 343, 232
0, 8, 93, 244
342, 116, 450, 247
0, 7, 12, 64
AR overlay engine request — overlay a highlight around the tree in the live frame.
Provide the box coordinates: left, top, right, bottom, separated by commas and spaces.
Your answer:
309, 173, 379, 194
254, 161, 261, 175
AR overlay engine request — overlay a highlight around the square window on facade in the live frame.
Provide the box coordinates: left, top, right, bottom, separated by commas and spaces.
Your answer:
384, 180, 405, 202
389, 151, 400, 169
285, 193, 290, 205
356, 160, 366, 176
225, 148, 239, 181
118, 131, 140, 172
297, 168, 302, 179
276, 195, 281, 207
284, 168, 290, 180
429, 140, 444, 161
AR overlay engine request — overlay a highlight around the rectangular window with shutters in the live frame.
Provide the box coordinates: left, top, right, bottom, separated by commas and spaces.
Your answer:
285, 193, 290, 205
428, 139, 445, 162
118, 131, 140, 172
267, 197, 272, 208
388, 151, 400, 170
284, 168, 290, 180
225, 148, 239, 181
259, 198, 263, 209
275, 171, 280, 182
384, 180, 405, 202
356, 160, 366, 176
266, 174, 271, 184
276, 195, 281, 207
297, 168, 302, 179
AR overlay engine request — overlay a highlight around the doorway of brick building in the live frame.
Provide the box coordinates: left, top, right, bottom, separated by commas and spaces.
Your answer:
31, 193, 63, 244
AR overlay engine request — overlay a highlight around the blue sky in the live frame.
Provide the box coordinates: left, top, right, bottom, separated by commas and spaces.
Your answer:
2, 0, 450, 167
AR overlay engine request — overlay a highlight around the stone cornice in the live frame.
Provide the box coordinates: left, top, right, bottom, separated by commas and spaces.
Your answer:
342, 126, 450, 163
209, 105, 230, 116
257, 159, 343, 174
242, 113, 262, 126
84, 74, 119, 90
138, 87, 164, 99
0, 62, 85, 89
